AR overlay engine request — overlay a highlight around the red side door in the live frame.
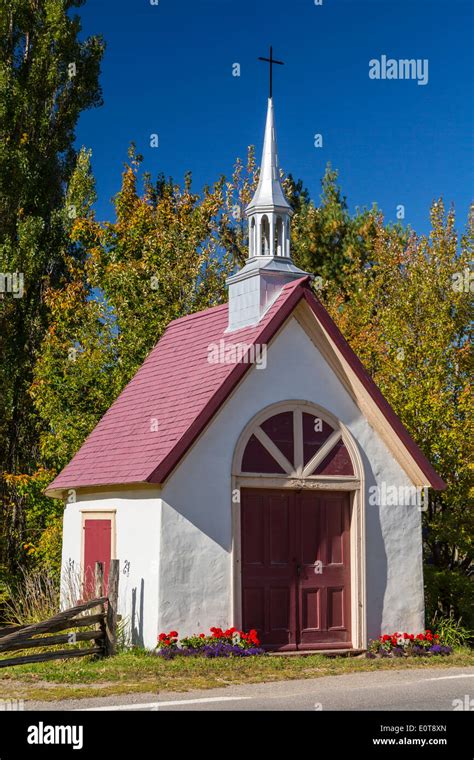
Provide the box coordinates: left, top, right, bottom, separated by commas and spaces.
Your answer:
83, 519, 112, 598
241, 489, 351, 650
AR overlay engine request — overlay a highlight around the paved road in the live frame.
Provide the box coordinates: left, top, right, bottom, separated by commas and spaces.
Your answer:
23, 666, 474, 711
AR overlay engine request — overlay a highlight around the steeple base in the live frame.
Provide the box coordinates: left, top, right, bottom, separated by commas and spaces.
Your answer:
226, 257, 310, 332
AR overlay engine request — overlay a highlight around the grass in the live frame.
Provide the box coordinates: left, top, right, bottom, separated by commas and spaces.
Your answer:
0, 648, 473, 702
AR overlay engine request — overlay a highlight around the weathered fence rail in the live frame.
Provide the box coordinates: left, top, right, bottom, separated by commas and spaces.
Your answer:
0, 559, 119, 668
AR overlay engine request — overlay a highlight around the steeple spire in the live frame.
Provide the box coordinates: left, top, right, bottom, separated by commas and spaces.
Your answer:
247, 98, 292, 215
226, 88, 310, 332
246, 96, 293, 260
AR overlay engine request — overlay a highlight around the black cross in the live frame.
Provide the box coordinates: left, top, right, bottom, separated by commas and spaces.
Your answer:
258, 46, 284, 99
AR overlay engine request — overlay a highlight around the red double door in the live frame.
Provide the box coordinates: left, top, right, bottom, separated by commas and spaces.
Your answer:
241, 489, 351, 650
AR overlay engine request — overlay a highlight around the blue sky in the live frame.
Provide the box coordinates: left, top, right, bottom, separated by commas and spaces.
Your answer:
75, 0, 473, 235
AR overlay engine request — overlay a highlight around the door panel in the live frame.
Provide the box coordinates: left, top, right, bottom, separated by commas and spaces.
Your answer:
241, 490, 296, 649
241, 489, 352, 650
297, 492, 351, 646
327, 587, 345, 629
302, 588, 321, 630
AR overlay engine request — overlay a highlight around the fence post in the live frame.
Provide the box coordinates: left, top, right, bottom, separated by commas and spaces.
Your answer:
94, 561, 104, 598
105, 559, 119, 657
94, 562, 106, 657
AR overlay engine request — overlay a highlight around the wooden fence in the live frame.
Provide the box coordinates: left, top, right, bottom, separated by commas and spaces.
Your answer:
0, 559, 119, 668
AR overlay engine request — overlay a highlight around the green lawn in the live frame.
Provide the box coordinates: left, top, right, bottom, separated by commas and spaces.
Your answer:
0, 648, 473, 702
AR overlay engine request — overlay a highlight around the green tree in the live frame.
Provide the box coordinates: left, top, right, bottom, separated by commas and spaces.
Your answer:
0, 0, 104, 572
291, 163, 382, 287
32, 148, 234, 468
321, 201, 473, 627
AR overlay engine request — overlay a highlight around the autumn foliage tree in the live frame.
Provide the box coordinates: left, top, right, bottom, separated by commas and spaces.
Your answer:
320, 201, 473, 626
32, 148, 234, 469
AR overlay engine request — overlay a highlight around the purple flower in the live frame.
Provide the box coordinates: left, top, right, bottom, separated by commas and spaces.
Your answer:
156, 642, 265, 659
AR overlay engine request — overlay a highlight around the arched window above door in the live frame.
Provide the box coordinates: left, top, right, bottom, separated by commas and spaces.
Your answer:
237, 405, 357, 479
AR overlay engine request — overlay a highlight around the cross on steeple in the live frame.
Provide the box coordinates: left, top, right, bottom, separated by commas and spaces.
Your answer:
258, 46, 284, 99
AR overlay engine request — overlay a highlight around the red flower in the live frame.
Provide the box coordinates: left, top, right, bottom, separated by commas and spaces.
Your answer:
434, 634, 439, 639
199, 633, 205, 638
169, 631, 178, 638
159, 633, 167, 641
248, 629, 260, 645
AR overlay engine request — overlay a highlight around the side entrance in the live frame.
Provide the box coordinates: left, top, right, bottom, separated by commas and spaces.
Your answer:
82, 515, 113, 597
241, 488, 351, 650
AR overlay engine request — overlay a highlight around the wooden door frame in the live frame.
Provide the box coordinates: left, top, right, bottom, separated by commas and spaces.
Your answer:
230, 401, 367, 651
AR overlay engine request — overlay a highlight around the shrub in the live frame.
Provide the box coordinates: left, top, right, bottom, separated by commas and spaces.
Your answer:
1, 567, 59, 626
0, 564, 84, 627
432, 615, 473, 649
367, 630, 452, 659
156, 627, 265, 658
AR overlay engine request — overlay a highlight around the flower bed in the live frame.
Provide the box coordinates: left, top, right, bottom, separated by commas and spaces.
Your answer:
156, 627, 265, 659
367, 630, 452, 658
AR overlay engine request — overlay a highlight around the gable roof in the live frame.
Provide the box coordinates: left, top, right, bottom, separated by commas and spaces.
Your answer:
46, 277, 445, 496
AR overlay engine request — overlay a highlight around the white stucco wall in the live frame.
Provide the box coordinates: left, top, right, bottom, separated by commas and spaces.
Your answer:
158, 316, 425, 644
61, 315, 425, 649
61, 489, 161, 649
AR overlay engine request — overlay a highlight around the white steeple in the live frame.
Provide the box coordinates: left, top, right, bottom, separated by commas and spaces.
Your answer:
247, 97, 292, 217
226, 96, 309, 332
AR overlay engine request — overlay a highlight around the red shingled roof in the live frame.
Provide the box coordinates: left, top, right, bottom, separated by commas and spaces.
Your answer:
47, 277, 445, 494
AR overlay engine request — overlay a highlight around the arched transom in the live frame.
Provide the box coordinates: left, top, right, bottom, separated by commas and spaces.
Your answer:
238, 407, 356, 479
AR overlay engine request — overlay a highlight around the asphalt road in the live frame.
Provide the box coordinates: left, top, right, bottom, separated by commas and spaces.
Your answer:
23, 666, 474, 712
